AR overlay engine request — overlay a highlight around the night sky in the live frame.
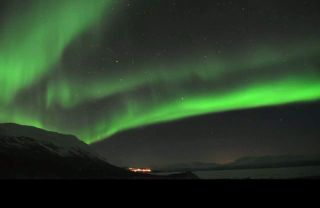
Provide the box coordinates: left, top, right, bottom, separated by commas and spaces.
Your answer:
0, 0, 320, 166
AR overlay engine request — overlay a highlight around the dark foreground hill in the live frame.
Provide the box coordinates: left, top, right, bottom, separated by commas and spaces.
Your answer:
0, 123, 197, 179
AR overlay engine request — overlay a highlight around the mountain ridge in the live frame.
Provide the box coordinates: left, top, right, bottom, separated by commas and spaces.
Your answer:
0, 123, 198, 179
154, 154, 320, 172
0, 123, 139, 178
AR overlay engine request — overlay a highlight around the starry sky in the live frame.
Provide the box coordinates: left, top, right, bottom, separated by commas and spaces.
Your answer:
0, 0, 320, 166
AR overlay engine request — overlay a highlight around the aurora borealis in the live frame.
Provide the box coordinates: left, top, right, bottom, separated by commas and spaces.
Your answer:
1, 0, 320, 149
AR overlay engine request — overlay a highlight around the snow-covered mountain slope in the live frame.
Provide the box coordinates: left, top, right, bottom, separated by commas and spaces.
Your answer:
0, 123, 198, 179
0, 123, 134, 178
0, 123, 102, 158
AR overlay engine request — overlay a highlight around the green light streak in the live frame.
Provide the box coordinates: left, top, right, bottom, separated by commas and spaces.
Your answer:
0, 0, 113, 104
80, 74, 320, 143
0, 1, 319, 144
45, 41, 320, 109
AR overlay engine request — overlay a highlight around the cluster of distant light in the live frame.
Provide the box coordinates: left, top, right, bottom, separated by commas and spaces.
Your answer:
128, 168, 152, 173
0, 0, 320, 144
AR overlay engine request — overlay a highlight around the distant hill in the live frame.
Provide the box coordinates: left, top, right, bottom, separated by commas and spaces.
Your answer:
155, 155, 320, 173
226, 154, 320, 169
153, 162, 220, 172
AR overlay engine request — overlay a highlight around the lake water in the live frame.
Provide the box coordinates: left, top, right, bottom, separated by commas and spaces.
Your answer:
193, 165, 320, 179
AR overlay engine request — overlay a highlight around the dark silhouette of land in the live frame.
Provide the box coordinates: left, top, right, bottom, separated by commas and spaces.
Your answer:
2, 123, 319, 179
0, 123, 197, 179
153, 155, 320, 173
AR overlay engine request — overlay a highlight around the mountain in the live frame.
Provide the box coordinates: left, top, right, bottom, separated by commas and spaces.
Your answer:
226, 154, 320, 169
0, 123, 199, 179
154, 155, 320, 173
153, 162, 220, 172
0, 123, 105, 159
0, 123, 147, 179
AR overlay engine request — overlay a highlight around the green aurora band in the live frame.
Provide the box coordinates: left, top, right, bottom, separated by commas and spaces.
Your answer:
0, 0, 320, 144
0, 0, 113, 104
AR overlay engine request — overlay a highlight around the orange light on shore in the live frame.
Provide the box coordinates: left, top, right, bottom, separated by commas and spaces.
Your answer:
128, 168, 152, 173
